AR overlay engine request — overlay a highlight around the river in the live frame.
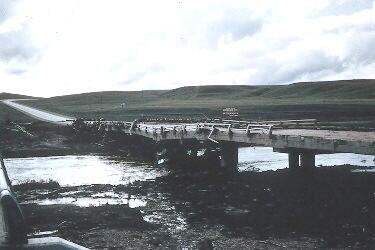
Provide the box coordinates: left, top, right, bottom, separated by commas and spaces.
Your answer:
5, 146, 375, 187
3, 147, 375, 248
3, 147, 374, 208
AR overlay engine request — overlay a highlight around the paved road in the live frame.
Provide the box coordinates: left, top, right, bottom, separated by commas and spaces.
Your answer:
134, 123, 375, 143
2, 99, 74, 125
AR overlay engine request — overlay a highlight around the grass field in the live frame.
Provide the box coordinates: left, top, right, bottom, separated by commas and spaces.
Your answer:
0, 92, 35, 100
9, 79, 375, 128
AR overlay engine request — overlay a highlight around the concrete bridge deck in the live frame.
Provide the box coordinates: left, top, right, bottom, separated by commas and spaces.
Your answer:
94, 120, 375, 170
101, 122, 375, 155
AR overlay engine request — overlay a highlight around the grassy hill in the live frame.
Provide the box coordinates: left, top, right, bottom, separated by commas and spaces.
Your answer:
16, 79, 375, 127
162, 79, 375, 100
0, 92, 37, 100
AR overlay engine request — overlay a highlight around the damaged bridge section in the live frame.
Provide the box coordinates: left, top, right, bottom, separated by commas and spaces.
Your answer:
91, 119, 375, 171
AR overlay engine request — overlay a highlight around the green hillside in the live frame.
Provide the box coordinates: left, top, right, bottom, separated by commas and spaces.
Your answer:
17, 79, 375, 126
0, 92, 35, 100
162, 79, 375, 100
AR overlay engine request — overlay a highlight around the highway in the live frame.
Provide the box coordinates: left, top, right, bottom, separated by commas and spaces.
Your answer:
1, 99, 74, 125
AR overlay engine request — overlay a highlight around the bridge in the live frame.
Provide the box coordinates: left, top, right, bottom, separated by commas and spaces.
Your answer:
3, 99, 375, 171
88, 118, 375, 171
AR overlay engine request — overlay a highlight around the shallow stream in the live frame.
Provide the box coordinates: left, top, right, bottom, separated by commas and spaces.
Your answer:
4, 148, 375, 232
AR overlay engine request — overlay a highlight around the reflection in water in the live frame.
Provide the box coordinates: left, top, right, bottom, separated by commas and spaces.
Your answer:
238, 147, 288, 171
4, 155, 168, 186
4, 155, 163, 208
5, 150, 375, 186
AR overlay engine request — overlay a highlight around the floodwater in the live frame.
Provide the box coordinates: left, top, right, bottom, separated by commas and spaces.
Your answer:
238, 147, 375, 171
5, 148, 375, 187
5, 155, 168, 186
5, 155, 168, 208
3, 148, 374, 206
3, 149, 375, 233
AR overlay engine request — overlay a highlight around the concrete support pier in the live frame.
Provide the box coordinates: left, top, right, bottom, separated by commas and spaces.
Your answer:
288, 152, 300, 169
287, 152, 316, 168
300, 152, 315, 168
219, 142, 239, 171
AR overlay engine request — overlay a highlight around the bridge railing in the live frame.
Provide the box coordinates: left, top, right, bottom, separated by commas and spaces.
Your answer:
125, 122, 273, 141
80, 118, 320, 140
80, 118, 317, 133
222, 119, 317, 129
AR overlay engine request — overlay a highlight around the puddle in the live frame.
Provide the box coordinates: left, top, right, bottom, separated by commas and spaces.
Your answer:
36, 196, 147, 208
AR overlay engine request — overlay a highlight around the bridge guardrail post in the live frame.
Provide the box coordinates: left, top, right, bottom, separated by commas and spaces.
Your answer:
208, 126, 219, 144
268, 125, 273, 137
227, 124, 233, 138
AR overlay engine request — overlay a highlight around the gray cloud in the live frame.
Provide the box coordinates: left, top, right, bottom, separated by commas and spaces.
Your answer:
247, 50, 342, 84
344, 31, 375, 65
223, 3, 375, 85
3, 1, 375, 97
207, 8, 263, 44
0, 28, 39, 63
84, 1, 375, 89
319, 0, 374, 16
0, 0, 39, 73
7, 68, 26, 75
0, 0, 16, 24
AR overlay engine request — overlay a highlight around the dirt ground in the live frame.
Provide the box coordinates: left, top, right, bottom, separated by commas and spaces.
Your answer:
16, 165, 375, 249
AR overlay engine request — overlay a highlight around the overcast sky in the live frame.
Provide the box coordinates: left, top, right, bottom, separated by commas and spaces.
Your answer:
1, 0, 375, 97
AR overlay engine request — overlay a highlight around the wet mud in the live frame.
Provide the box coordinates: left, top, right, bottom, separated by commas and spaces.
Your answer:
15, 165, 375, 249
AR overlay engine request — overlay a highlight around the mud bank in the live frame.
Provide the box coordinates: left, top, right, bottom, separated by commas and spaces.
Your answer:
0, 122, 102, 158
15, 165, 375, 249
1, 122, 158, 163
156, 167, 375, 248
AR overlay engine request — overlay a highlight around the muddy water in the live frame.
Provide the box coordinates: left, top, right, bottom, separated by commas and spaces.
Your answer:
5, 155, 169, 186
238, 147, 375, 171
4, 155, 168, 209
5, 148, 375, 186
4, 154, 189, 232
4, 149, 374, 207
3, 149, 375, 233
